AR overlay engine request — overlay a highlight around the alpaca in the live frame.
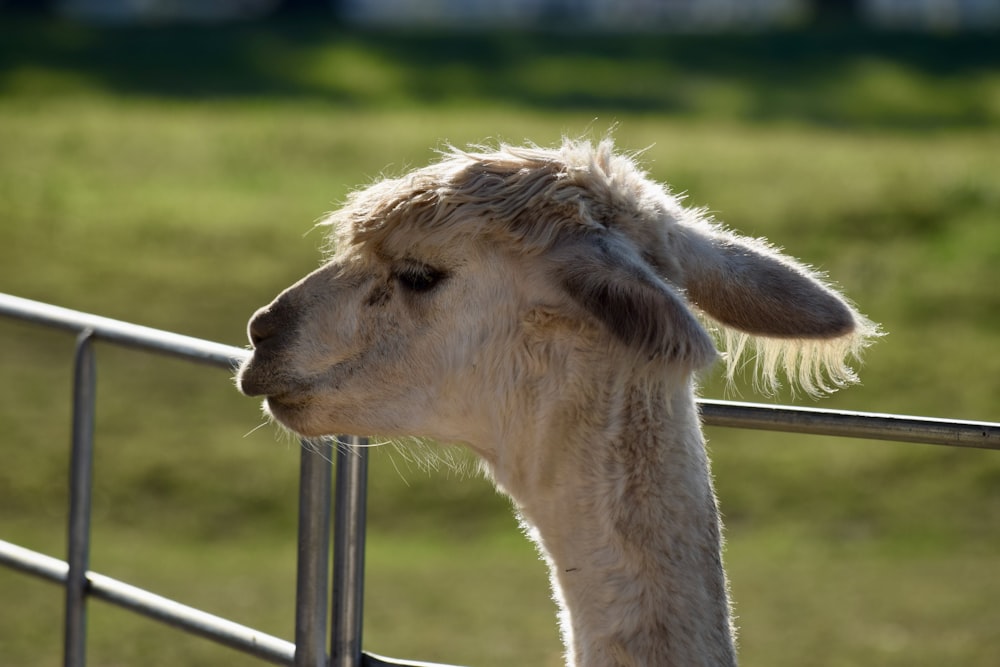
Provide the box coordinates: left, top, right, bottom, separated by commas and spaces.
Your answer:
237, 138, 877, 666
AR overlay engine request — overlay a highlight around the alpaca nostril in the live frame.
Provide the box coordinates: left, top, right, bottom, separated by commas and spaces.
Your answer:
248, 296, 297, 348
248, 317, 268, 347
248, 305, 279, 348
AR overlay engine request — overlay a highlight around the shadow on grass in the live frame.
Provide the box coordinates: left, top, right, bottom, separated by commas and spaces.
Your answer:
1, 16, 998, 128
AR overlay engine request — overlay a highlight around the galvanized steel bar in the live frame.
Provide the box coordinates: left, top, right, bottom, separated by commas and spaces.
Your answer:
0, 539, 296, 665
294, 439, 333, 667
86, 570, 296, 665
700, 400, 1000, 450
64, 330, 96, 667
0, 538, 70, 582
0, 539, 466, 667
331, 437, 370, 667
0, 293, 246, 369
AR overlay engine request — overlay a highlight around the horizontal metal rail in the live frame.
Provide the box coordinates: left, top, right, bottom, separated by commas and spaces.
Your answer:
3, 292, 997, 450
0, 293, 246, 368
700, 400, 1000, 450
0, 539, 297, 665
0, 536, 459, 667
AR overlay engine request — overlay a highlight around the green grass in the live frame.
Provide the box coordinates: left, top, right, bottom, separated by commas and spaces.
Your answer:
1, 16, 999, 667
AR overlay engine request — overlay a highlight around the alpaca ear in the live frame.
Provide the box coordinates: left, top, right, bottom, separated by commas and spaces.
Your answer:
677, 226, 857, 339
553, 232, 718, 368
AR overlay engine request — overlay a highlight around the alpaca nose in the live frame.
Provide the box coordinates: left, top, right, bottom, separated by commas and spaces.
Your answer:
247, 297, 294, 348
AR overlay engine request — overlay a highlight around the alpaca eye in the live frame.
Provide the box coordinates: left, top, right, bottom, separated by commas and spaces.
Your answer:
395, 265, 447, 293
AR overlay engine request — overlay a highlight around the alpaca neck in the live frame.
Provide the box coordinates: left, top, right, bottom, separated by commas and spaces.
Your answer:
494, 375, 737, 667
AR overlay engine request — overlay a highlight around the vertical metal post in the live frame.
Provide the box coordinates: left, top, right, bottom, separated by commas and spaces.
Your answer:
64, 330, 96, 667
330, 436, 370, 667
294, 439, 334, 667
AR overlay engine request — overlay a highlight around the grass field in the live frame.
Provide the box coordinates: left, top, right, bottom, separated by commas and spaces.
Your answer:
1, 15, 999, 667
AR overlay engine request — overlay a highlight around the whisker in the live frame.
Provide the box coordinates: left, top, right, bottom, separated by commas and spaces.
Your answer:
384, 447, 411, 487
242, 421, 271, 438
299, 437, 336, 465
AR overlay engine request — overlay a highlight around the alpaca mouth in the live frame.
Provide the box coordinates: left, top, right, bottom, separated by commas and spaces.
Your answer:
240, 356, 367, 439
237, 356, 323, 435
237, 355, 305, 400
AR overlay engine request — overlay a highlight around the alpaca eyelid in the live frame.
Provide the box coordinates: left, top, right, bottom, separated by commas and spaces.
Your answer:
394, 264, 448, 292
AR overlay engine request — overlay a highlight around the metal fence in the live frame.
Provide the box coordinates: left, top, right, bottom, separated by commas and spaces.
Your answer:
1, 292, 997, 667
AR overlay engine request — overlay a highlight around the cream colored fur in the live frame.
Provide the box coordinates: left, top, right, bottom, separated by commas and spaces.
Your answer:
238, 138, 878, 666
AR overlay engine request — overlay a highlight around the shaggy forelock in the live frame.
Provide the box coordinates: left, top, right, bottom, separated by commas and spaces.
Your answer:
321, 137, 672, 260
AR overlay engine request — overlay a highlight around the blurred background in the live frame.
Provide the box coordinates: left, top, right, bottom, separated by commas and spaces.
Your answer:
1, 1, 998, 665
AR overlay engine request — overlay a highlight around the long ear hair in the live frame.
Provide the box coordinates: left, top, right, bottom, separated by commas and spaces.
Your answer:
675, 222, 881, 396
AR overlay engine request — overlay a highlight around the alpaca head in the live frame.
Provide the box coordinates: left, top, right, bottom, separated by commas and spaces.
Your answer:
237, 139, 876, 449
